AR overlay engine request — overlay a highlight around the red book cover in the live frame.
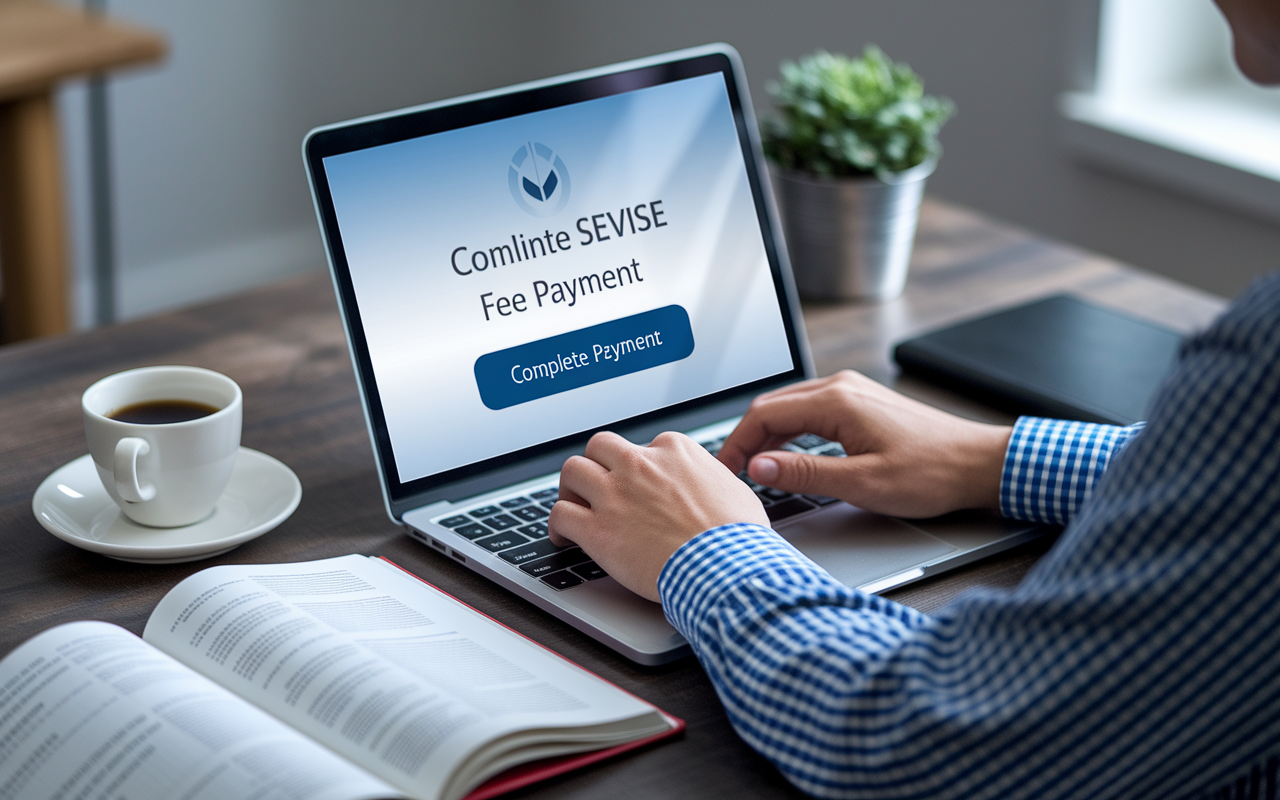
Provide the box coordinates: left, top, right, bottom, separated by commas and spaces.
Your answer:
376, 557, 686, 800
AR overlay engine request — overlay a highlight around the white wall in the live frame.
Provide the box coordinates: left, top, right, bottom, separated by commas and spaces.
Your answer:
59, 0, 1280, 328
61, 0, 544, 324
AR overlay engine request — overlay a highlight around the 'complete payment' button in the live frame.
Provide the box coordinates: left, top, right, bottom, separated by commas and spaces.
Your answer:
474, 305, 695, 410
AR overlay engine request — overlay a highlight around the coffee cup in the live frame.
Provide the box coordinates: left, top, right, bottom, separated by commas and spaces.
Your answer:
82, 366, 242, 527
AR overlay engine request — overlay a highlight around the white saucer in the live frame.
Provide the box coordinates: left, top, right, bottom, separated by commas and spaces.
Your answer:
33, 447, 302, 564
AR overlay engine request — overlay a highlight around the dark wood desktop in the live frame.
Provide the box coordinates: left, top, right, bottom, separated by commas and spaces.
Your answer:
0, 199, 1224, 798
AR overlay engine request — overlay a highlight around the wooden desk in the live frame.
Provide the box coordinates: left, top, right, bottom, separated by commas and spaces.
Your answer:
0, 199, 1225, 797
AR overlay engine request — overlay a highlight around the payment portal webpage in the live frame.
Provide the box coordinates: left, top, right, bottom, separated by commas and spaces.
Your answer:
324, 73, 794, 483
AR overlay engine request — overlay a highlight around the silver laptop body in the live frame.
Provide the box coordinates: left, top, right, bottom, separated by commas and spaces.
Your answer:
304, 44, 1045, 665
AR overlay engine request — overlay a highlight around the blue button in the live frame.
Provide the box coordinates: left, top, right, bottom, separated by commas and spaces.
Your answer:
474, 305, 695, 410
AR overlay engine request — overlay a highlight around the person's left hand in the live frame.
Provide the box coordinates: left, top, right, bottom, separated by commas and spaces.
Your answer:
548, 431, 769, 601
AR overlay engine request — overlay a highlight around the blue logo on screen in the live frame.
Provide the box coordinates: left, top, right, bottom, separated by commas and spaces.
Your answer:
508, 142, 571, 217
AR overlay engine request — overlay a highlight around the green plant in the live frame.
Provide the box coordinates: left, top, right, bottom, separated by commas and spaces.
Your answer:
762, 46, 954, 180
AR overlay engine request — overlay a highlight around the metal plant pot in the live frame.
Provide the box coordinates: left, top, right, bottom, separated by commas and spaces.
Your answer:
775, 160, 933, 302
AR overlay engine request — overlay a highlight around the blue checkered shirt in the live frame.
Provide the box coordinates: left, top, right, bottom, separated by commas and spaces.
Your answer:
660, 275, 1280, 799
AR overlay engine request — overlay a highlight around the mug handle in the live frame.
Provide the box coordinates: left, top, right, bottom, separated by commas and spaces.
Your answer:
114, 437, 157, 503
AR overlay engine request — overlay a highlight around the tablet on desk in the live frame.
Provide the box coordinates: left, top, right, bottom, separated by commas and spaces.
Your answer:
893, 294, 1185, 425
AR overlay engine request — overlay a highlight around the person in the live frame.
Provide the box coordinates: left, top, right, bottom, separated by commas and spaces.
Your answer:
546, 2, 1280, 797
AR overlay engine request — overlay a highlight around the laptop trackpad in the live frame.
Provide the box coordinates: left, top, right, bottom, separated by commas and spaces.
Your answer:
777, 505, 956, 589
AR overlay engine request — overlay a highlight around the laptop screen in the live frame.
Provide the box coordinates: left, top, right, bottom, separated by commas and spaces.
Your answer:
307, 49, 806, 502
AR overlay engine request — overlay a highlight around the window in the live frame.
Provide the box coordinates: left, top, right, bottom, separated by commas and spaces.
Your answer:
1061, 0, 1280, 222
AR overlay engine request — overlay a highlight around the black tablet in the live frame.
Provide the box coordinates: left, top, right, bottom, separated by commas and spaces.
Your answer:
893, 294, 1185, 425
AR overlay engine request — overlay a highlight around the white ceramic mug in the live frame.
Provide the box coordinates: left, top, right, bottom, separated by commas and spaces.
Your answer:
82, 366, 242, 527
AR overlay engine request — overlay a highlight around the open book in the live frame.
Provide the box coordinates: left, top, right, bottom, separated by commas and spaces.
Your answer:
0, 555, 680, 800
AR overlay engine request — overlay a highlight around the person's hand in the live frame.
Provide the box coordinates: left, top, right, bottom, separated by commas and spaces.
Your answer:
717, 370, 1012, 519
549, 431, 769, 601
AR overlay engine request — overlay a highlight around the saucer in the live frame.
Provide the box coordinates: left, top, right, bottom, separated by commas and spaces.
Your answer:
33, 447, 302, 564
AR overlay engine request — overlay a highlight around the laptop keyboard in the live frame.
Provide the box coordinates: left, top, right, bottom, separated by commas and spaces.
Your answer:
431, 435, 846, 591
434, 487, 600, 591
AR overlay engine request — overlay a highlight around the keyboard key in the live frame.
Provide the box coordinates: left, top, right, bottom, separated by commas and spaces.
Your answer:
817, 445, 846, 457
437, 515, 470, 528
480, 513, 520, 531
473, 531, 529, 552
805, 494, 840, 506
470, 505, 502, 518
453, 523, 492, 540
511, 505, 548, 522
571, 561, 607, 581
540, 571, 584, 590
540, 500, 557, 510
530, 487, 559, 500
753, 490, 776, 507
519, 548, 592, 577
766, 497, 816, 522
517, 522, 549, 539
791, 433, 830, 450
500, 497, 532, 509
499, 538, 563, 565
757, 486, 793, 501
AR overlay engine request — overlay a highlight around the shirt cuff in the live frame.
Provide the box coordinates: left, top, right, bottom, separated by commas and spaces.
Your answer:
1000, 416, 1145, 524
658, 522, 908, 645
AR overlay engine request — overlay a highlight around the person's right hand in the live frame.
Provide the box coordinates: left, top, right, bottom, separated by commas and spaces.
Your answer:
717, 370, 1012, 519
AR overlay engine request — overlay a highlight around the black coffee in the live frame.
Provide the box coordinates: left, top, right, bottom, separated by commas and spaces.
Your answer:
108, 399, 221, 424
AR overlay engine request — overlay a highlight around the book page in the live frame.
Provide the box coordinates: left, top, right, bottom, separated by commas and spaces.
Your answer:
142, 555, 667, 800
0, 621, 403, 800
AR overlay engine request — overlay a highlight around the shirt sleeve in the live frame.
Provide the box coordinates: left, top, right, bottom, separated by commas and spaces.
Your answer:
659, 273, 1280, 800
661, 523, 929, 797
999, 416, 1144, 524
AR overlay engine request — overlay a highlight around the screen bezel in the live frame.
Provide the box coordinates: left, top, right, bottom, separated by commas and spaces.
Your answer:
304, 46, 811, 517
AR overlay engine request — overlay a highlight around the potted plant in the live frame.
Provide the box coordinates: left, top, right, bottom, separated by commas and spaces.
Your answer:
763, 47, 954, 301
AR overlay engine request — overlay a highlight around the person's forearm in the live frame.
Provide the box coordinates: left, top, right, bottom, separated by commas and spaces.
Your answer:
662, 524, 935, 797
661, 523, 1102, 800
659, 520, 1168, 800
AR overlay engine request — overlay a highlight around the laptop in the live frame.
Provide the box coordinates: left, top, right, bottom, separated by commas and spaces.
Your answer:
303, 44, 1045, 665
